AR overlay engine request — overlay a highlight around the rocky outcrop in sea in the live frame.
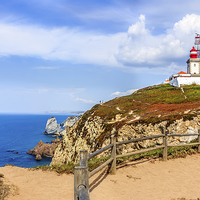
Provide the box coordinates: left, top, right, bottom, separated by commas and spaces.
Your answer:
43, 115, 82, 136
27, 137, 61, 160
43, 117, 63, 135
27, 115, 82, 160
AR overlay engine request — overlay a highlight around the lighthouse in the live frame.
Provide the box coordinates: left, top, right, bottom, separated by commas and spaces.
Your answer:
169, 34, 200, 87
187, 46, 200, 74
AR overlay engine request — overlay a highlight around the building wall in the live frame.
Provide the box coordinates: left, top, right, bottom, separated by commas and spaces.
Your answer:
187, 58, 200, 74
190, 62, 200, 74
170, 77, 200, 87
187, 63, 190, 73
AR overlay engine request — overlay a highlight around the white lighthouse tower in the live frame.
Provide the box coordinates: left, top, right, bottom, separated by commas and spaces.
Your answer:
169, 34, 200, 87
186, 46, 200, 75
186, 33, 200, 75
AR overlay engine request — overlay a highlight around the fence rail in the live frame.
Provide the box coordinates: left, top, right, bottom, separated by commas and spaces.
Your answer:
74, 129, 200, 200
87, 143, 113, 160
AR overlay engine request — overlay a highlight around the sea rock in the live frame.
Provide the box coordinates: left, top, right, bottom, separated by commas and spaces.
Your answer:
61, 115, 82, 128
43, 117, 62, 135
27, 138, 61, 160
35, 154, 42, 161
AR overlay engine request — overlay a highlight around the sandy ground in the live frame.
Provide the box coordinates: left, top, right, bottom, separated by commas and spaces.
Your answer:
1, 154, 200, 200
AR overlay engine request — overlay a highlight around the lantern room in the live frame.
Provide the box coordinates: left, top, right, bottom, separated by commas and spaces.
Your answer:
190, 46, 197, 59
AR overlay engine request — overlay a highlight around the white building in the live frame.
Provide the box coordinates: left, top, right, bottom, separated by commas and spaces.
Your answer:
170, 46, 200, 87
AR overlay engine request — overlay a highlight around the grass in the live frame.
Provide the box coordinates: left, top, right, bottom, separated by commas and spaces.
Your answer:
72, 84, 200, 148
31, 162, 78, 174
0, 173, 10, 200
116, 143, 198, 165
33, 142, 199, 174
33, 84, 200, 173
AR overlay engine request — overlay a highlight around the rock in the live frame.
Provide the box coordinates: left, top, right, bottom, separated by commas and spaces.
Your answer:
43, 117, 62, 135
51, 137, 61, 143
61, 115, 81, 128
27, 138, 61, 160
55, 129, 66, 136
51, 115, 200, 166
35, 154, 42, 160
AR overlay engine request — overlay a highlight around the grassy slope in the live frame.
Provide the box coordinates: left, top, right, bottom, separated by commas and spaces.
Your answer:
75, 84, 200, 144
36, 84, 200, 173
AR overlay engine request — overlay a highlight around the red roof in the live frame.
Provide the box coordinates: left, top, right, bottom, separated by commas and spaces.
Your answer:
177, 71, 188, 74
190, 46, 197, 52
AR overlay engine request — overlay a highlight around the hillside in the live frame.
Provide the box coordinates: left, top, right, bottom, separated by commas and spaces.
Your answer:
51, 84, 200, 165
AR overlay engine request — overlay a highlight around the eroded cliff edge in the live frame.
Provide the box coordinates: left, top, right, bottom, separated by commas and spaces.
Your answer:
51, 84, 200, 165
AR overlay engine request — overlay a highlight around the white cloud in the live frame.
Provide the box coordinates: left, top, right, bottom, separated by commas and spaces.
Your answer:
75, 97, 97, 104
74, 6, 136, 24
0, 13, 200, 73
115, 14, 200, 68
0, 86, 85, 96
0, 20, 124, 67
0, 85, 88, 113
111, 89, 138, 97
128, 14, 147, 35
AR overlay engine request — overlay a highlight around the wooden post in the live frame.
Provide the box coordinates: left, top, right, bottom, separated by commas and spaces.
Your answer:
110, 137, 116, 174
80, 150, 88, 167
74, 166, 89, 200
198, 129, 200, 153
163, 130, 168, 161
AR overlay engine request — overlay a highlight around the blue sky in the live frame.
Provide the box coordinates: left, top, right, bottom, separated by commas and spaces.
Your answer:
0, 0, 200, 113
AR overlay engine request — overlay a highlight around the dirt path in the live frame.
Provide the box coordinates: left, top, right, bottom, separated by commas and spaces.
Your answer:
1, 154, 200, 200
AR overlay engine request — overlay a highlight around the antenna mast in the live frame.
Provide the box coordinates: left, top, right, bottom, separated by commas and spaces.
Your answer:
195, 33, 200, 58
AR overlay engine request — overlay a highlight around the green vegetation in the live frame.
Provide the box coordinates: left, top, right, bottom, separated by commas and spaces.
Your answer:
33, 84, 200, 174
33, 142, 199, 174
31, 162, 78, 174
88, 156, 111, 171
74, 84, 200, 147
0, 173, 10, 200
116, 145, 198, 165
75, 84, 200, 131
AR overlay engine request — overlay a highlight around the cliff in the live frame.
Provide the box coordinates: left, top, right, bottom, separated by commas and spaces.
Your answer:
51, 84, 200, 165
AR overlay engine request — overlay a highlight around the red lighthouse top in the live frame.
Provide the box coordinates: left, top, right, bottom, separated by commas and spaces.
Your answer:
190, 46, 198, 58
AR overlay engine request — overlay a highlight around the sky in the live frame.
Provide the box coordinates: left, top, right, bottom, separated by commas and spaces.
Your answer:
0, 0, 200, 113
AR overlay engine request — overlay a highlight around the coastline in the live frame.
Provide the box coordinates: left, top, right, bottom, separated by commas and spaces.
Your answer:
0, 114, 73, 168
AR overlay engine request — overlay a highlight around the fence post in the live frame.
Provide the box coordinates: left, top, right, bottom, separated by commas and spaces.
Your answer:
198, 129, 200, 153
110, 137, 116, 174
74, 150, 89, 200
163, 130, 168, 161
80, 150, 88, 167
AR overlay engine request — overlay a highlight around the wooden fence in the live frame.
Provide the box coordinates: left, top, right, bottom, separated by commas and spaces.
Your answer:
74, 130, 200, 200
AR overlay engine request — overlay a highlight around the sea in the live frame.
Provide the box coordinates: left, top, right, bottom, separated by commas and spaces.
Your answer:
0, 114, 74, 168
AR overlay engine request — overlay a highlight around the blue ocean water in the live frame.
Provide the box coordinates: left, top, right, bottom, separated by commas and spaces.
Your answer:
0, 114, 73, 168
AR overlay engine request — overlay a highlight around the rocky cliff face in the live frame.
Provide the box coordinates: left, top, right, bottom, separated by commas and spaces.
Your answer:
51, 84, 200, 165
51, 114, 200, 165
51, 115, 105, 165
